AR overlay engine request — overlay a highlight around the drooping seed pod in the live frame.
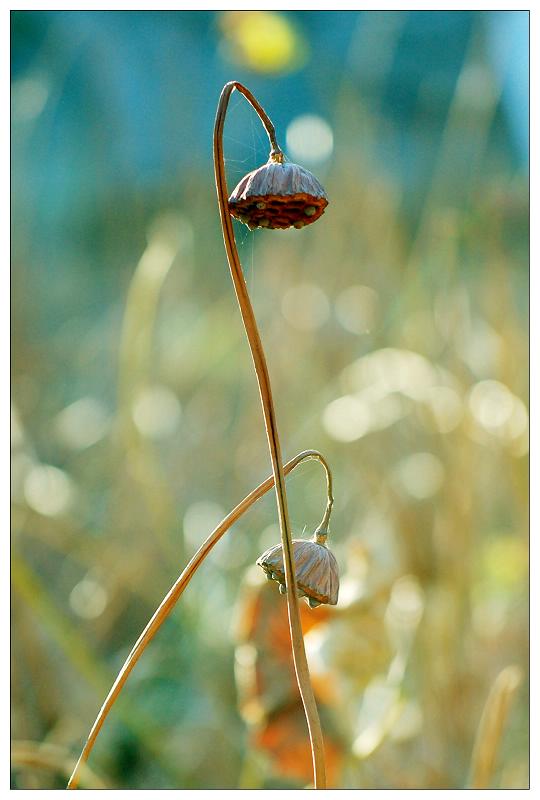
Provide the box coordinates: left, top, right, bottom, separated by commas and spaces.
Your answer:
228, 156, 328, 231
256, 534, 339, 608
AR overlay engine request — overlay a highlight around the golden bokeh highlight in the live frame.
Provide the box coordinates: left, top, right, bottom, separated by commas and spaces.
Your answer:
219, 12, 308, 74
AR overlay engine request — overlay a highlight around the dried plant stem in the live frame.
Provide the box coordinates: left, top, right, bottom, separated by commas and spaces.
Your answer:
214, 80, 326, 789
67, 450, 333, 789
468, 664, 522, 789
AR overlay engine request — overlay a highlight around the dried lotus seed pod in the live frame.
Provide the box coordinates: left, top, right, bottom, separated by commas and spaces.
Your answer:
256, 536, 339, 607
228, 157, 328, 231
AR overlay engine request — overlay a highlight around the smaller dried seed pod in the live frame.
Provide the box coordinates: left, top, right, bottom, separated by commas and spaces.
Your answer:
228, 155, 328, 231
256, 533, 339, 608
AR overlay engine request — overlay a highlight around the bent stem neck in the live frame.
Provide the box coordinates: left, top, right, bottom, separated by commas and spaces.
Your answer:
213, 81, 326, 790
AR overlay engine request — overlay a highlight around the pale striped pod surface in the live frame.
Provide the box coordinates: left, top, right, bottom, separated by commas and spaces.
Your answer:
256, 537, 339, 608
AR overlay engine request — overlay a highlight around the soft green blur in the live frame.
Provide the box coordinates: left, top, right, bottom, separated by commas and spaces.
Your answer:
11, 11, 528, 790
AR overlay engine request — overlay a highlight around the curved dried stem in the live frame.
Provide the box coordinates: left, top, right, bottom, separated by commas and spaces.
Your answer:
316, 453, 334, 537
213, 80, 326, 789
224, 81, 283, 162
67, 449, 333, 789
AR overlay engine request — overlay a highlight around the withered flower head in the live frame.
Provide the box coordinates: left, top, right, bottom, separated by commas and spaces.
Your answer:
256, 531, 339, 608
228, 154, 328, 231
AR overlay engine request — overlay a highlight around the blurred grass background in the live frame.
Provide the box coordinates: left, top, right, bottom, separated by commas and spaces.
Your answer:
11, 10, 528, 790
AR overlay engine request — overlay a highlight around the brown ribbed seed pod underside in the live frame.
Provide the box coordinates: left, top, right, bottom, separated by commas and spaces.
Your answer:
228, 160, 328, 230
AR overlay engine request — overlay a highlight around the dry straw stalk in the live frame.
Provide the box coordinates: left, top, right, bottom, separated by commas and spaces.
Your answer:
468, 664, 522, 789
214, 80, 327, 788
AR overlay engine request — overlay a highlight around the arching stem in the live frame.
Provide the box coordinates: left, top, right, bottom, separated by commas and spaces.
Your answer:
66, 450, 333, 789
213, 81, 327, 789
